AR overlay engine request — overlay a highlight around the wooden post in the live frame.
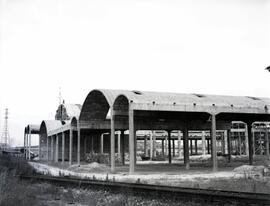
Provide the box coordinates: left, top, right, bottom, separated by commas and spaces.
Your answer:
178, 131, 181, 158
121, 130, 125, 165
168, 130, 172, 164
110, 109, 115, 173
69, 128, 73, 165
202, 131, 206, 156
183, 125, 190, 169
55, 134, 59, 162
211, 114, 217, 172
62, 132, 65, 164
129, 108, 135, 174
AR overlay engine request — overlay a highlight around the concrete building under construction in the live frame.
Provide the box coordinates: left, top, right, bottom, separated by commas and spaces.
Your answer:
24, 89, 270, 174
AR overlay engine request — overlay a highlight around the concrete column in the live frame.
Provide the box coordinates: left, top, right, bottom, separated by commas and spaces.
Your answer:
265, 128, 269, 157
150, 131, 153, 160
227, 129, 231, 162
178, 131, 181, 158
190, 139, 193, 155
118, 132, 121, 156
202, 131, 206, 156
162, 139, 165, 156
55, 134, 59, 163
51, 135, 54, 161
211, 114, 217, 172
247, 123, 253, 165
120, 130, 125, 165
144, 136, 147, 156
77, 124, 81, 165
207, 139, 210, 154
47, 136, 49, 162
153, 132, 156, 158
25, 133, 28, 159
183, 126, 190, 169
165, 136, 168, 156
245, 124, 249, 155
69, 128, 73, 165
100, 134, 104, 154
62, 132, 65, 164
195, 140, 198, 155
221, 132, 225, 155
168, 130, 172, 164
28, 129, 31, 160
224, 130, 228, 154
110, 109, 115, 173
129, 108, 135, 174
84, 136, 87, 154
173, 139, 175, 157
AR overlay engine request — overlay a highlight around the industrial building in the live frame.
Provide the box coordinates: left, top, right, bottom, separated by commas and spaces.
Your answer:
24, 89, 270, 174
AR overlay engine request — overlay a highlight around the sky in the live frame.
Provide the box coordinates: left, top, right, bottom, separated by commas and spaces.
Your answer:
0, 0, 270, 146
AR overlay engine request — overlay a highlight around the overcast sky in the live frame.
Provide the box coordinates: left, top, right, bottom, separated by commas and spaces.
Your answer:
0, 0, 270, 146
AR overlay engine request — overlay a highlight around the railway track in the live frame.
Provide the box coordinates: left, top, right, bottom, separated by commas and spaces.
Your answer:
20, 174, 270, 206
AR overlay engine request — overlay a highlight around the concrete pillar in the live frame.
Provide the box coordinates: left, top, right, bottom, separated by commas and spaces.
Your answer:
265, 127, 269, 157
25, 133, 28, 159
28, 129, 31, 160
227, 129, 231, 162
173, 139, 175, 157
110, 109, 115, 173
247, 123, 253, 165
221, 132, 225, 155
55, 134, 59, 163
118, 132, 121, 156
165, 136, 168, 156
245, 124, 249, 155
62, 132, 65, 164
120, 130, 125, 165
202, 131, 206, 156
162, 139, 165, 156
178, 131, 181, 158
207, 139, 210, 154
150, 131, 153, 160
153, 132, 156, 158
168, 131, 172, 164
47, 136, 49, 162
144, 136, 147, 156
129, 108, 135, 174
195, 139, 198, 155
238, 132, 242, 155
77, 124, 81, 165
224, 130, 228, 154
190, 139, 193, 155
183, 126, 190, 169
100, 134, 104, 154
84, 136, 87, 154
69, 128, 73, 165
211, 114, 217, 172
51, 135, 54, 162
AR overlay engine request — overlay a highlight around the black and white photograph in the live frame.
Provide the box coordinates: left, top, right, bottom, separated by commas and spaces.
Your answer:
0, 0, 270, 205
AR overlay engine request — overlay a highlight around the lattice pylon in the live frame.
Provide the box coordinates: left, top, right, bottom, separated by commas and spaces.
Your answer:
1, 108, 10, 149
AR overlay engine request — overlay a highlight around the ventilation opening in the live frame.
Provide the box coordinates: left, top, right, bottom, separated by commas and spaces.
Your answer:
246, 96, 261, 101
132, 90, 143, 95
192, 93, 206, 98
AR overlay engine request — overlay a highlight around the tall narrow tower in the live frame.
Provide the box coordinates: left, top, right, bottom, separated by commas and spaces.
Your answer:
1, 108, 10, 149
